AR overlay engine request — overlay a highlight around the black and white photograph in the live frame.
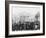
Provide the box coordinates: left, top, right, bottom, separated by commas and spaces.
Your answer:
5, 1, 45, 37
12, 5, 40, 31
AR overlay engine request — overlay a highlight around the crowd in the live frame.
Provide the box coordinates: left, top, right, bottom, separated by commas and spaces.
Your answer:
12, 21, 40, 31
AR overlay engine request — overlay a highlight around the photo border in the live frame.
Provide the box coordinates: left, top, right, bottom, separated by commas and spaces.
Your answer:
5, 1, 45, 37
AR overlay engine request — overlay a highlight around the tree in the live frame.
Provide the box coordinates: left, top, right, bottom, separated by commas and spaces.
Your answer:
35, 12, 40, 21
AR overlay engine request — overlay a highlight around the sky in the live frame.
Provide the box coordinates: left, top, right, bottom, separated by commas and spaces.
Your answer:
12, 4, 40, 23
